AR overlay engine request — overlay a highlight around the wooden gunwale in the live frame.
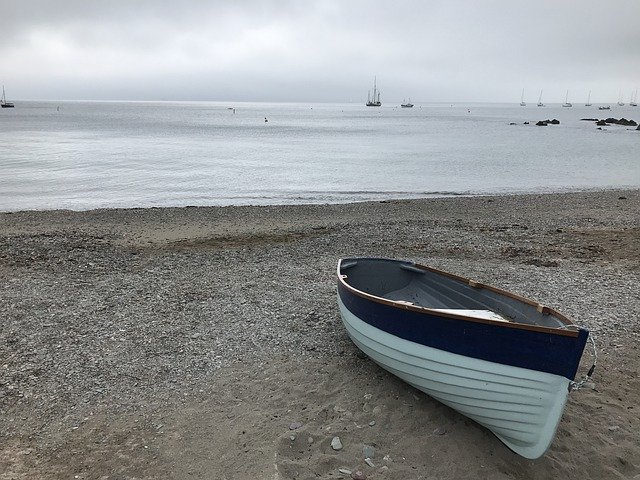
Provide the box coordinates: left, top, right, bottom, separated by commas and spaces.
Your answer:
337, 258, 579, 338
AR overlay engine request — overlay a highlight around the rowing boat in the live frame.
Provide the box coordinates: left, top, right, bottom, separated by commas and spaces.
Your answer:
337, 257, 594, 459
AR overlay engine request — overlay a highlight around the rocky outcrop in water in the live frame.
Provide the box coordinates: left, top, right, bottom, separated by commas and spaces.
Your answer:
582, 118, 637, 127
536, 119, 560, 126
604, 118, 637, 126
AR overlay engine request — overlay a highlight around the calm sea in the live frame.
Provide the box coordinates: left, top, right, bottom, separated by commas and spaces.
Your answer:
1, 101, 638, 212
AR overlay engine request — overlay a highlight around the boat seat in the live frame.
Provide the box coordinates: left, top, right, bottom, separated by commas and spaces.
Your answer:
431, 309, 511, 322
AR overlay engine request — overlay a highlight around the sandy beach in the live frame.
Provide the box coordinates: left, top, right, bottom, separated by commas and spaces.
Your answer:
1, 190, 639, 480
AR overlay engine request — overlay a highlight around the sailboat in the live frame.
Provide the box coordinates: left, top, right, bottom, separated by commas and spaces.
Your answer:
562, 90, 572, 107
585, 91, 592, 107
617, 91, 625, 106
366, 77, 382, 107
401, 98, 414, 108
630, 89, 637, 107
520, 88, 526, 106
1, 86, 14, 108
537, 90, 544, 107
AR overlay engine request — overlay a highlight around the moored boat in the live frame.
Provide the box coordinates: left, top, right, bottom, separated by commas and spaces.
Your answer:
1, 86, 14, 108
366, 76, 382, 107
337, 257, 594, 459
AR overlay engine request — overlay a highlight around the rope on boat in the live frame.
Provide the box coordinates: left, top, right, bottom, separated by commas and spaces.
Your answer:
559, 325, 598, 392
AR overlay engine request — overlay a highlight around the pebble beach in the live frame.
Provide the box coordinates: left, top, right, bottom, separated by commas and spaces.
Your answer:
1, 189, 639, 479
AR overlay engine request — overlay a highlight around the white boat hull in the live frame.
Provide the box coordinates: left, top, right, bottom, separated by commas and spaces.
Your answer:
338, 295, 571, 459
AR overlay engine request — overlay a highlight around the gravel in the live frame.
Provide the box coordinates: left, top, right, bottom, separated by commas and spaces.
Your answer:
1, 188, 639, 453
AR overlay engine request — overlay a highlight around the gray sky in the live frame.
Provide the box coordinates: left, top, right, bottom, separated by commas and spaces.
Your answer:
2, 0, 639, 103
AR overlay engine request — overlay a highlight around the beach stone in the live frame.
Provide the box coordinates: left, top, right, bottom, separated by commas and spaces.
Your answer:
331, 436, 343, 450
383, 454, 392, 462
364, 457, 375, 467
363, 444, 375, 458
308, 436, 314, 444
368, 420, 376, 427
351, 471, 367, 480
289, 422, 302, 430
536, 121, 548, 126
338, 468, 352, 475
433, 426, 447, 435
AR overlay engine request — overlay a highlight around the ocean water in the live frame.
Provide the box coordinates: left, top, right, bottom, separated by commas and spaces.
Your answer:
1, 101, 638, 212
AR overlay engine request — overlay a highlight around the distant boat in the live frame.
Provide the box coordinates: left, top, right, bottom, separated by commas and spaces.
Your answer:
562, 90, 572, 107
617, 91, 625, 106
585, 91, 592, 107
537, 90, 544, 107
598, 106, 611, 110
630, 89, 638, 107
401, 98, 414, 108
366, 77, 382, 107
1, 86, 14, 108
520, 88, 526, 106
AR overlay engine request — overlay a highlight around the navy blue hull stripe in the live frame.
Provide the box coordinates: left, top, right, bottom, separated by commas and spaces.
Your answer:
339, 284, 588, 380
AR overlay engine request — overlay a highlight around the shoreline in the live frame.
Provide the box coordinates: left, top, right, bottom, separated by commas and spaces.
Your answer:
3, 185, 639, 216
1, 189, 638, 479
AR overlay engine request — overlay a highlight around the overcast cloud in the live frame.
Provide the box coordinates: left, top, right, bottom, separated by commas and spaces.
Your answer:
1, 0, 639, 103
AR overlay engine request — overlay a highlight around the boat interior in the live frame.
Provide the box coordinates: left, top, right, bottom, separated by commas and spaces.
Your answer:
339, 258, 568, 328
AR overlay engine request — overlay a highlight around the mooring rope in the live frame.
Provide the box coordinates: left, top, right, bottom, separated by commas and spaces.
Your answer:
559, 325, 598, 392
